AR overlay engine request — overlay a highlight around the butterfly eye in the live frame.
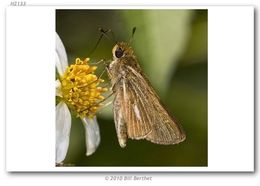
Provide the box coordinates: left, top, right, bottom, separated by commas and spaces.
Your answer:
115, 48, 124, 58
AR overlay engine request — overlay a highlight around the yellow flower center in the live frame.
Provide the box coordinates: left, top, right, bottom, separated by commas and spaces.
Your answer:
59, 58, 107, 118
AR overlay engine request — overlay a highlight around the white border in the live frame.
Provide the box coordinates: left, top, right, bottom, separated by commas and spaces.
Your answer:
5, 6, 254, 172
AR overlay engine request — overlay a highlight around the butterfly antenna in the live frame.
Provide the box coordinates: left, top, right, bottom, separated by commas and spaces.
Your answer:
88, 28, 108, 57
99, 28, 116, 44
129, 27, 136, 44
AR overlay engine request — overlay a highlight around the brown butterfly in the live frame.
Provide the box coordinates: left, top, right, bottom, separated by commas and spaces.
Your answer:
106, 39, 186, 148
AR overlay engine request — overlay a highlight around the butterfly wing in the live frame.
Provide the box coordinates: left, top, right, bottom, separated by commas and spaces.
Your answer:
113, 77, 152, 147
117, 65, 186, 145
113, 90, 128, 148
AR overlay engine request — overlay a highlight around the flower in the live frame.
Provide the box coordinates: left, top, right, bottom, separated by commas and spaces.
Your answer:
55, 33, 107, 164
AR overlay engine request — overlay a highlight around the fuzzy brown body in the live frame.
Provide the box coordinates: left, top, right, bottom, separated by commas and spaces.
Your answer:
107, 42, 186, 148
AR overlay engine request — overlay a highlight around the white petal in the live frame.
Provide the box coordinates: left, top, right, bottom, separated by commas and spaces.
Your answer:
56, 32, 68, 75
81, 116, 101, 156
56, 101, 71, 163
55, 79, 62, 97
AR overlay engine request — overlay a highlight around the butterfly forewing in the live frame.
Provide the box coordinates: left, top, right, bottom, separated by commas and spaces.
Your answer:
114, 77, 152, 141
123, 65, 186, 144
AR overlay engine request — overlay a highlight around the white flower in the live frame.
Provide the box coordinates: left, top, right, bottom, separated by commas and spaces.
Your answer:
55, 33, 106, 164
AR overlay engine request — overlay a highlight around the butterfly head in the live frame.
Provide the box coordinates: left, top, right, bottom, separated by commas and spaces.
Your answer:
112, 42, 134, 60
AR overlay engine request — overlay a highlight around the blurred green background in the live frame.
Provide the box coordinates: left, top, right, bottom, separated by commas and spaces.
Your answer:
56, 9, 207, 166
